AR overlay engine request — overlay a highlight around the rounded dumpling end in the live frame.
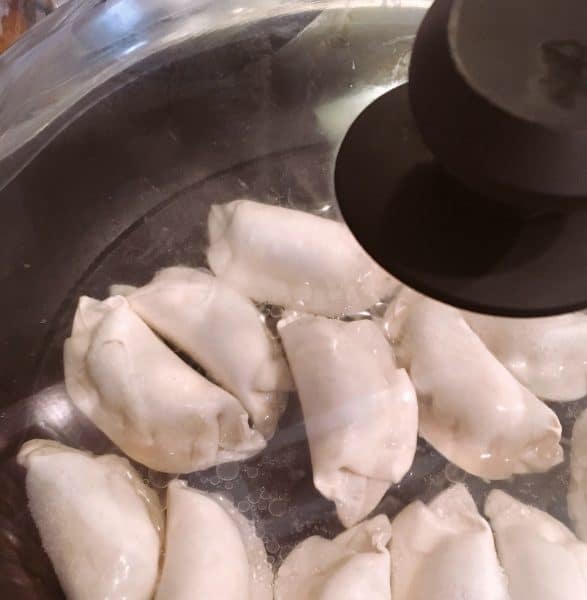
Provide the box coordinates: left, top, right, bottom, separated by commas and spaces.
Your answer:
17, 439, 83, 469
207, 201, 242, 276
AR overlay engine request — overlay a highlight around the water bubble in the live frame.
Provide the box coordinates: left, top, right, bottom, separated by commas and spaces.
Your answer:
258, 501, 268, 511
248, 491, 260, 504
216, 462, 240, 481
209, 476, 221, 486
269, 500, 289, 517
270, 305, 283, 319
444, 463, 467, 484
370, 301, 389, 319
238, 501, 250, 513
147, 470, 174, 489
246, 466, 259, 479
265, 539, 280, 554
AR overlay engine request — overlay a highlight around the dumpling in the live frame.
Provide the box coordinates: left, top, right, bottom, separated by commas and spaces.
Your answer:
155, 480, 272, 600
207, 199, 397, 316
569, 408, 587, 541
275, 514, 392, 600
17, 440, 162, 600
111, 266, 292, 438
278, 313, 418, 527
390, 484, 509, 600
465, 311, 587, 401
64, 295, 265, 473
485, 490, 587, 600
384, 292, 563, 479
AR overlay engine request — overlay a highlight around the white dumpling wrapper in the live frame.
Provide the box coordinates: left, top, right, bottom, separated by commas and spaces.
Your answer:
569, 408, 587, 542
486, 490, 587, 600
207, 199, 397, 316
278, 313, 418, 527
384, 292, 562, 479
275, 514, 392, 600
465, 311, 587, 402
17, 440, 162, 600
64, 295, 265, 473
112, 267, 292, 438
390, 484, 509, 600
156, 481, 272, 600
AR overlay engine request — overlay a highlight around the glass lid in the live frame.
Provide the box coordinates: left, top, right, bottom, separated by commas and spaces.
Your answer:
1, 1, 586, 598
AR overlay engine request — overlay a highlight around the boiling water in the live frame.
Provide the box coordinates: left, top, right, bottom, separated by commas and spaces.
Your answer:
21, 146, 586, 573
0, 5, 584, 597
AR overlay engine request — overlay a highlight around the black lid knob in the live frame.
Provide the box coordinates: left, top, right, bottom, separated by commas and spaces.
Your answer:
335, 0, 587, 317
411, 0, 587, 200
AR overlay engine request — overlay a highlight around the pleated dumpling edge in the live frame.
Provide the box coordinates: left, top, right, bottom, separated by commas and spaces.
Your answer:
17, 439, 163, 600
383, 292, 563, 480
275, 513, 392, 600
63, 295, 265, 474
110, 266, 292, 439
207, 199, 398, 316
156, 480, 272, 600
278, 312, 418, 528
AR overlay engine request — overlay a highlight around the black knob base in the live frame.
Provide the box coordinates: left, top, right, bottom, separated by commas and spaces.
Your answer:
335, 84, 587, 317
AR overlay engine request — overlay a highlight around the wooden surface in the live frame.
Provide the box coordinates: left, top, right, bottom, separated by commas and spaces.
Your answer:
0, 1, 28, 53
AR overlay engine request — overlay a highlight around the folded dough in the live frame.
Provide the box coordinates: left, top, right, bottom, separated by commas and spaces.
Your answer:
207, 199, 397, 316
390, 484, 509, 600
64, 295, 265, 473
569, 408, 587, 542
384, 292, 563, 479
156, 481, 272, 600
275, 514, 392, 600
486, 490, 587, 600
17, 440, 162, 600
278, 313, 418, 527
465, 311, 587, 401
112, 266, 291, 438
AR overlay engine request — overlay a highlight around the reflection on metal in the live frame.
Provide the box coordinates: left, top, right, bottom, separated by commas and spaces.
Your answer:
0, 0, 432, 191
0, 384, 112, 459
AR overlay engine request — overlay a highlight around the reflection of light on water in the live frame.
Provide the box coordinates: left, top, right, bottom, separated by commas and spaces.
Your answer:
120, 40, 148, 57
102, 0, 145, 31
27, 384, 75, 430
0, 384, 77, 456
78, 0, 151, 55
